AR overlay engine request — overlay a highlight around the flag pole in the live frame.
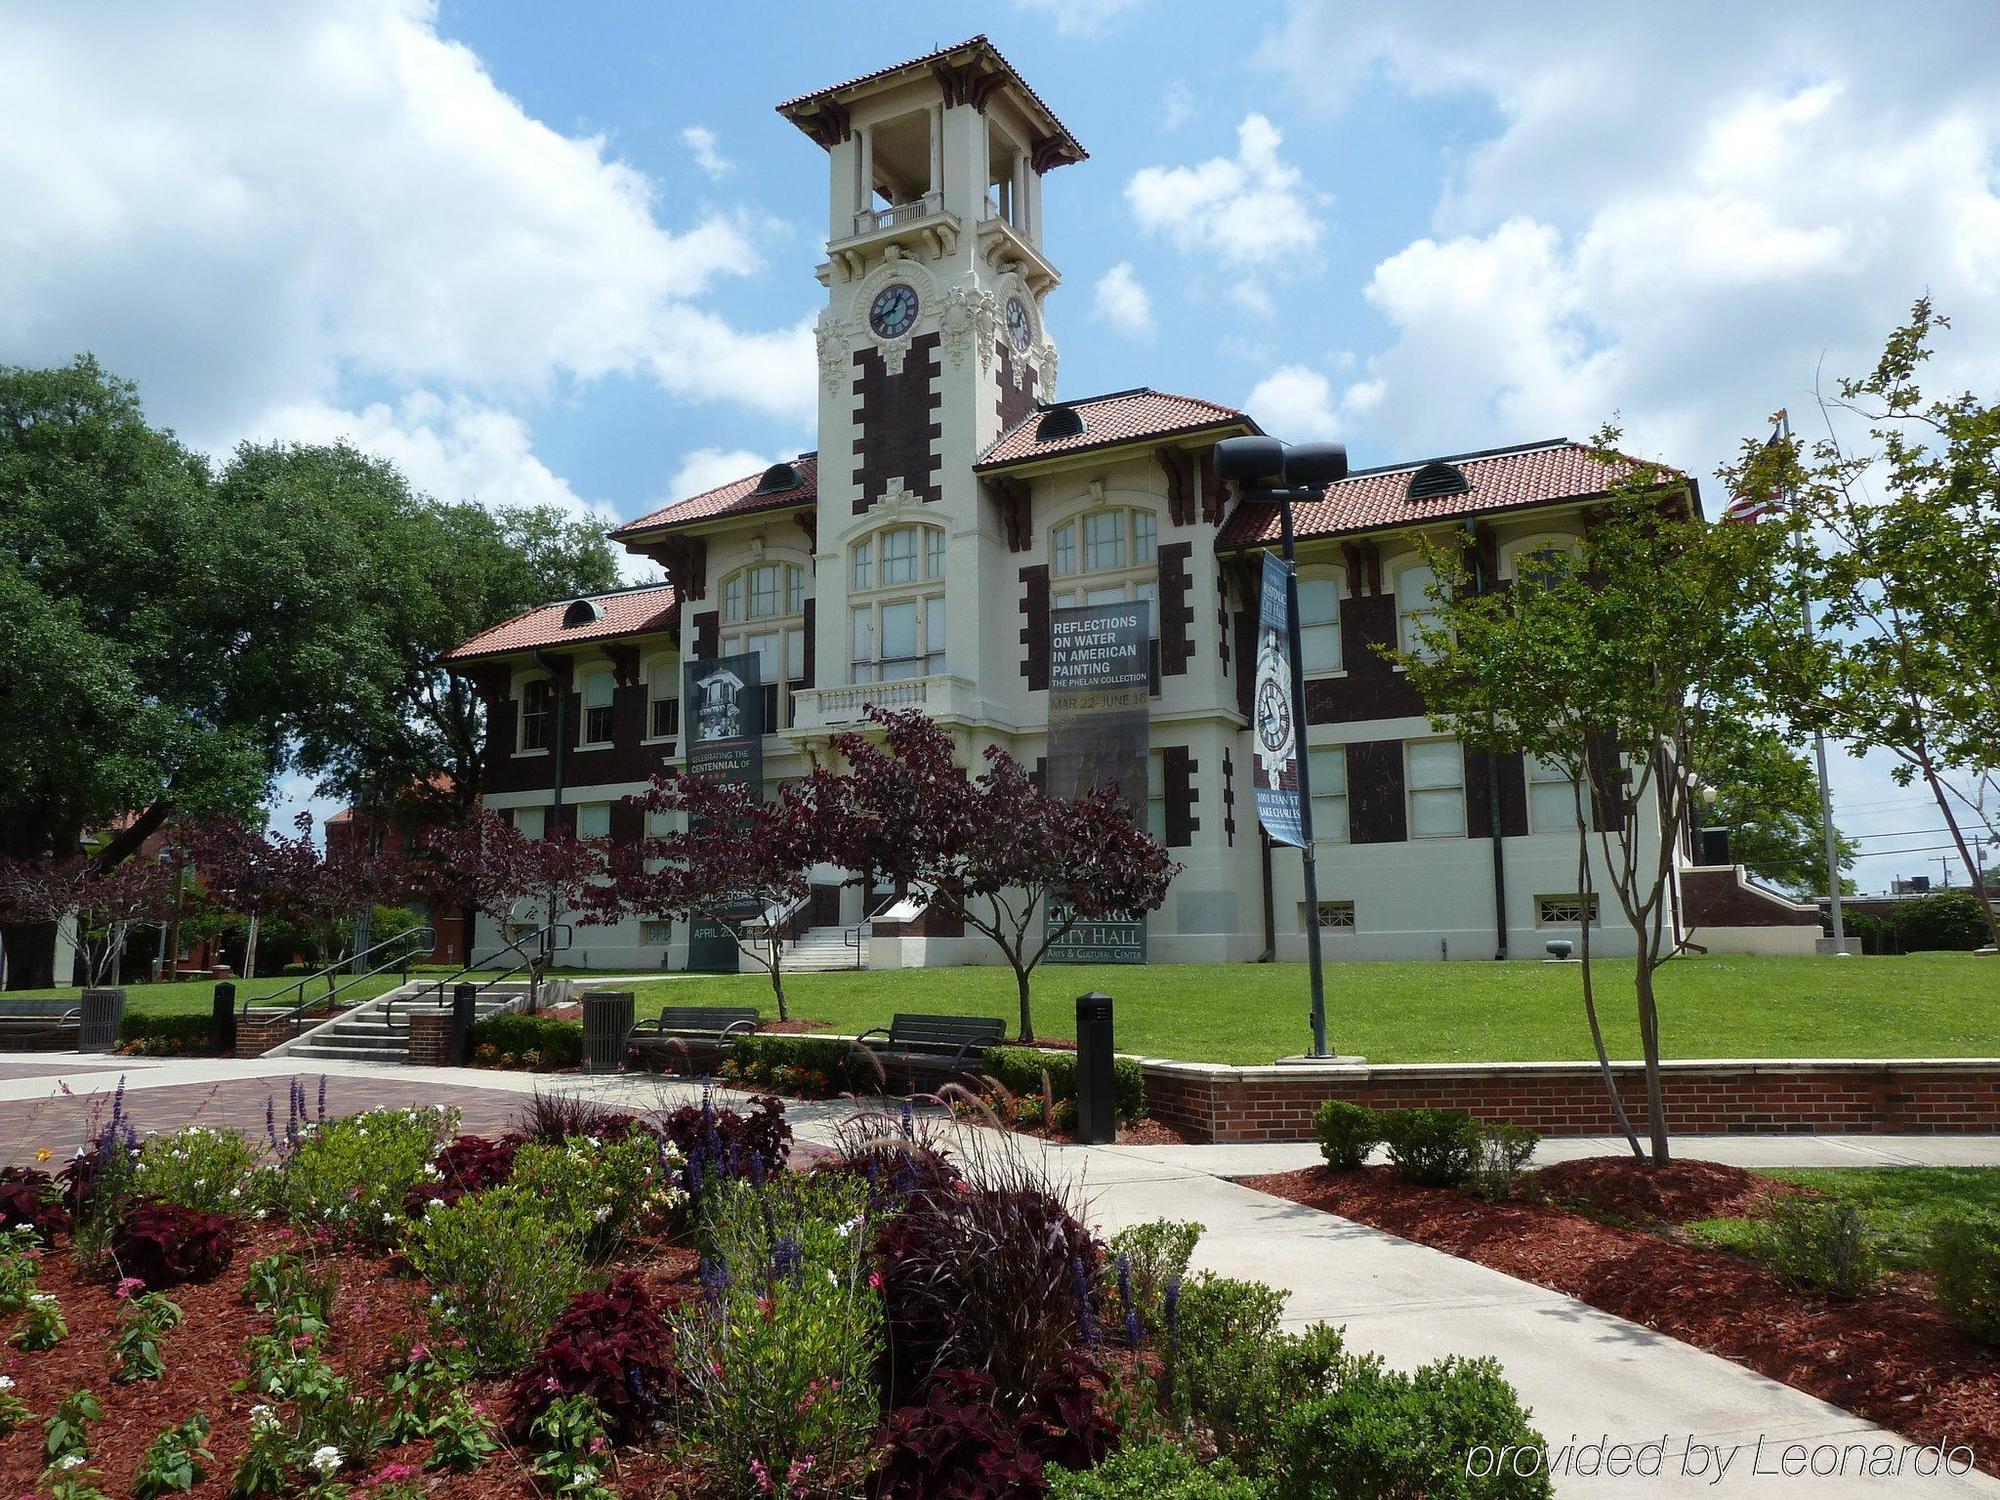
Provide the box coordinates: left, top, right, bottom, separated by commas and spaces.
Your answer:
1785, 409, 1849, 952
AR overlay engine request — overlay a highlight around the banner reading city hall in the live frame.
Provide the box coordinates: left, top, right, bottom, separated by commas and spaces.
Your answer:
1043, 599, 1151, 964
1252, 551, 1306, 848
681, 652, 763, 972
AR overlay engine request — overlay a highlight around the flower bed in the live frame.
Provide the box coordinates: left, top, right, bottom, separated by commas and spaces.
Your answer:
3, 1084, 1558, 1497
1244, 1115, 2000, 1478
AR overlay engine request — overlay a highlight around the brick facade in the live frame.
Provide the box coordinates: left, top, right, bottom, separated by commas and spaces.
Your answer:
853, 333, 943, 511
1140, 1057, 2000, 1142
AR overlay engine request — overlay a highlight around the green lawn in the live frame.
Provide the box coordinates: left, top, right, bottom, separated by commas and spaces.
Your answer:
617, 952, 1998, 1066
1688, 1167, 2000, 1269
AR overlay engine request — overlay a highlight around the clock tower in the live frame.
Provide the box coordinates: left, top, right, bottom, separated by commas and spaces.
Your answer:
777, 37, 1085, 713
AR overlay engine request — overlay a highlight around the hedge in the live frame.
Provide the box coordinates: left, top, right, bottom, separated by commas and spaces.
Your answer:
468, 1013, 583, 1068
118, 1012, 217, 1054
983, 1045, 1146, 1123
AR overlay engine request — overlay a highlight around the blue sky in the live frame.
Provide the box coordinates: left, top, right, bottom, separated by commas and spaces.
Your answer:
6, 0, 1999, 891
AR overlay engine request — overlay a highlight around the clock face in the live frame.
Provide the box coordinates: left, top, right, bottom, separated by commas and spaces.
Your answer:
868, 282, 920, 339
1005, 295, 1033, 352
1255, 679, 1293, 758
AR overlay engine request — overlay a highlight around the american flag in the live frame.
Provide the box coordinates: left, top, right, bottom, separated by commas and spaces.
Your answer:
1723, 413, 1787, 523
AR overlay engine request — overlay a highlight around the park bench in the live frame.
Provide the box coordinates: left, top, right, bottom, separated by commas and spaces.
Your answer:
627, 1004, 762, 1072
855, 1012, 1007, 1093
0, 999, 83, 1050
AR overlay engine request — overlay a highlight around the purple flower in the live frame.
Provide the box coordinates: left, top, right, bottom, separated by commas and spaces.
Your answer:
1070, 1256, 1100, 1350
1117, 1254, 1140, 1350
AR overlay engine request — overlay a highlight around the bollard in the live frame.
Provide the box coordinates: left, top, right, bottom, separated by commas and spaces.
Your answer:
210, 981, 238, 1056
450, 983, 478, 1066
1074, 991, 1116, 1145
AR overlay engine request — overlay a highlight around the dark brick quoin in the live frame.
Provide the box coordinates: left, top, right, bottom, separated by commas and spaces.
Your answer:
1162, 745, 1199, 848
1222, 747, 1236, 847
995, 341, 1038, 436
852, 333, 943, 513
1305, 593, 1425, 724
1140, 1058, 2000, 1144
1019, 563, 1051, 691
692, 609, 719, 662
1157, 541, 1196, 676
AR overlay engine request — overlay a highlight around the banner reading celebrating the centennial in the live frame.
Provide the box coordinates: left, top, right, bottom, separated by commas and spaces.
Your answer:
681, 653, 763, 971
1044, 600, 1150, 963
1251, 551, 1306, 848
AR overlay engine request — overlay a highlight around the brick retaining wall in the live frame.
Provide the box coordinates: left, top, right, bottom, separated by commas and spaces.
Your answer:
1140, 1057, 2000, 1142
407, 1011, 453, 1066
235, 1007, 353, 1059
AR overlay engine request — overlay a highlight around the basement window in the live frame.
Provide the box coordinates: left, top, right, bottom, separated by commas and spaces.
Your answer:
1535, 894, 1599, 926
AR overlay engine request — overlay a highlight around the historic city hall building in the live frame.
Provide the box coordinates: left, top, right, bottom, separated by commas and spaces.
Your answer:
445, 38, 1817, 972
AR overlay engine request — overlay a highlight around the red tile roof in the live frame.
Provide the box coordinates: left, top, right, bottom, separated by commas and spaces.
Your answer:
444, 584, 678, 663
975, 388, 1254, 471
1218, 440, 1678, 547
777, 35, 1085, 166
614, 454, 818, 538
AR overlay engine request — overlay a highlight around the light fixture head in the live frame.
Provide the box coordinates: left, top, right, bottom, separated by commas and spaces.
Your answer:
1214, 435, 1287, 487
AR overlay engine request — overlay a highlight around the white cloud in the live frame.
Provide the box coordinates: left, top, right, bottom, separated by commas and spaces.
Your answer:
0, 0, 816, 521
664, 446, 781, 502
1091, 262, 1155, 338
1126, 114, 1324, 269
681, 125, 732, 179
1007, 0, 1144, 38
1246, 366, 1337, 440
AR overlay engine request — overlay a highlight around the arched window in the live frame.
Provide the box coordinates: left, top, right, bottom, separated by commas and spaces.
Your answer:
1502, 533, 1580, 589
1049, 506, 1160, 640
850, 522, 946, 683
1297, 566, 1345, 675
719, 561, 808, 729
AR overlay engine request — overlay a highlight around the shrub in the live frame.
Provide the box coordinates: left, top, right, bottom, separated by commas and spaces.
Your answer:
675, 1175, 881, 1493
112, 1289, 184, 1381
1184, 1320, 1349, 1463
111, 1203, 234, 1290
509, 1271, 682, 1443
509, 1131, 684, 1255
402, 1132, 524, 1217
403, 1184, 588, 1372
1314, 1100, 1381, 1171
514, 1090, 645, 1143
1379, 1108, 1483, 1188
117, 1014, 215, 1056
1894, 890, 1991, 951
0, 1168, 66, 1247
1932, 1213, 2000, 1344
726, 1034, 857, 1097
1756, 1197, 1879, 1298
468, 1014, 582, 1068
984, 1046, 1147, 1123
131, 1126, 257, 1214
1173, 1272, 1288, 1351
658, 1092, 792, 1192
43, 1388, 102, 1464
870, 1360, 1119, 1500
1104, 1218, 1202, 1331
271, 1104, 458, 1247
1470, 1124, 1540, 1202
132, 1413, 212, 1498
1265, 1353, 1552, 1499
1048, 1440, 1264, 1500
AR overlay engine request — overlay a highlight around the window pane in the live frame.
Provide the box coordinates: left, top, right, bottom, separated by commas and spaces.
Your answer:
785, 628, 804, 677
1083, 511, 1123, 571
1052, 522, 1075, 576
748, 632, 778, 682
850, 607, 872, 663
785, 566, 804, 614
1298, 577, 1340, 627
723, 575, 742, 622
852, 539, 872, 590
1411, 788, 1465, 838
1408, 739, 1462, 789
880, 600, 919, 660
1308, 747, 1347, 796
926, 528, 945, 578
576, 803, 610, 840
513, 807, 545, 840
650, 696, 680, 739
883, 528, 917, 584
1147, 794, 1166, 844
1531, 782, 1578, 833
1132, 510, 1157, 565
748, 565, 779, 618
1131, 581, 1159, 640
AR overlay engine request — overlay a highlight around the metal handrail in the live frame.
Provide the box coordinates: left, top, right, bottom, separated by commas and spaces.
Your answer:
385, 922, 573, 1022
842, 893, 900, 970
246, 925, 435, 1024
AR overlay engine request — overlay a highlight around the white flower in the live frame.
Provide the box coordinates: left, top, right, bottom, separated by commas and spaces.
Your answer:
382, 1212, 395, 1224
428, 1198, 446, 1210
309, 1444, 342, 1475
57, 1454, 85, 1470
230, 1187, 243, 1198
250, 1404, 276, 1429
0, 1374, 13, 1390
836, 1215, 863, 1238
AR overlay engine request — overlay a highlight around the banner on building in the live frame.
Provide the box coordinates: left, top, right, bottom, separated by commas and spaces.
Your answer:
1044, 600, 1150, 963
682, 652, 764, 972
1252, 551, 1306, 849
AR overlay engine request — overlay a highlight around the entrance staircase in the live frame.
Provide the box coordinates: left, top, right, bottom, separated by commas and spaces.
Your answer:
272, 980, 536, 1064
783, 924, 868, 973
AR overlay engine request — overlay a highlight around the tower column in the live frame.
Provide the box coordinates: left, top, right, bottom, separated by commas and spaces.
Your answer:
857, 128, 875, 228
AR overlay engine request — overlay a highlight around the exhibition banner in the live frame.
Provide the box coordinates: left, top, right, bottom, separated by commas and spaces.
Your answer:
1251, 551, 1306, 848
682, 652, 764, 972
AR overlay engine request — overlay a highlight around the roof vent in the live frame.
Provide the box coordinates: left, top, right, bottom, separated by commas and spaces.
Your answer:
1034, 405, 1085, 442
1406, 461, 1470, 502
561, 598, 603, 628
752, 461, 803, 495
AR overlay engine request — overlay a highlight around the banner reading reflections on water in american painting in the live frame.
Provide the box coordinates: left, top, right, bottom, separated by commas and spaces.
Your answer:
1251, 551, 1305, 849
681, 652, 763, 972
1043, 600, 1150, 964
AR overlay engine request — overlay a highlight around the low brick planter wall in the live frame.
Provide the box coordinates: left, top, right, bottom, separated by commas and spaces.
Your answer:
235, 1007, 354, 1058
1140, 1057, 2000, 1142
407, 1010, 454, 1066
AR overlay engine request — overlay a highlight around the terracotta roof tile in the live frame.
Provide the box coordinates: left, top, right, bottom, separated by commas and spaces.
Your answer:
445, 584, 678, 663
777, 35, 1085, 165
1218, 440, 1676, 547
975, 388, 1253, 470
615, 454, 818, 537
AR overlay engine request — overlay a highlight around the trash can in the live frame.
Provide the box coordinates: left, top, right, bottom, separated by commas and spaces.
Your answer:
581, 990, 636, 1075
79, 987, 127, 1053
1074, 991, 1116, 1145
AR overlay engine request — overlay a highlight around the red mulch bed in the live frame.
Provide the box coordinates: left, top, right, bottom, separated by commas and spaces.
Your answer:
0, 1223, 701, 1496
758, 1019, 830, 1035
1243, 1160, 2000, 1475
1534, 1156, 1794, 1224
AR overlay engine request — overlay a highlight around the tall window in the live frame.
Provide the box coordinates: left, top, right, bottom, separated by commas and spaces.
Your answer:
519, 678, 552, 752
581, 671, 614, 746
719, 561, 808, 729
851, 523, 946, 683
1298, 571, 1343, 674
647, 663, 679, 741
1527, 754, 1581, 834
1396, 561, 1446, 659
575, 802, 611, 840
1050, 507, 1161, 649
1406, 738, 1466, 838
1309, 746, 1349, 843
512, 806, 546, 840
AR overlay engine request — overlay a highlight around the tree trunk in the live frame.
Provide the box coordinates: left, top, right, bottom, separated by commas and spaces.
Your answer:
91, 802, 172, 872
1014, 964, 1035, 1045
1921, 766, 2000, 950
243, 911, 262, 982
1574, 809, 1643, 1159
1634, 959, 1671, 1164
767, 933, 789, 1022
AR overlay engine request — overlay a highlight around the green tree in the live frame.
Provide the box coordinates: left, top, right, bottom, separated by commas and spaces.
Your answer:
1396, 429, 1792, 1163
1699, 723, 1856, 896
